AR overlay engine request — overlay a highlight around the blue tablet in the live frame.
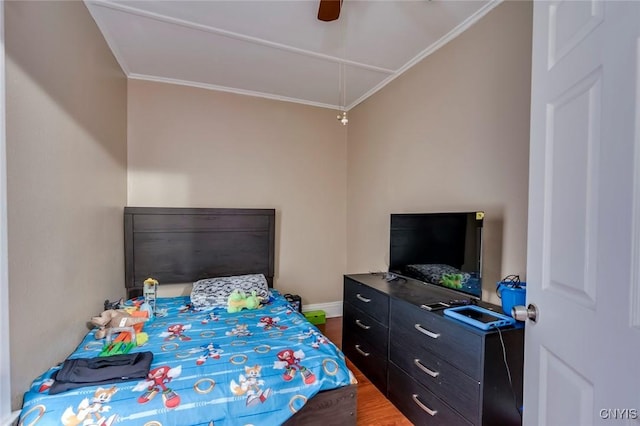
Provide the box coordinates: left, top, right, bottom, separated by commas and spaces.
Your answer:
443, 305, 515, 330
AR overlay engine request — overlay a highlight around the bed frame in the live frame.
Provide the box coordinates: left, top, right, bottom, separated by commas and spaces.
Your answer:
123, 207, 357, 425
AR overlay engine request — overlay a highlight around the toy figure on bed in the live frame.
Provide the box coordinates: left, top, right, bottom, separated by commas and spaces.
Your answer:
90, 309, 148, 340
227, 289, 262, 313
274, 349, 316, 385
143, 277, 158, 316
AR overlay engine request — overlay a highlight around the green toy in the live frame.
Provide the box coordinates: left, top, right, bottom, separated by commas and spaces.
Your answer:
227, 289, 261, 313
99, 326, 136, 356
440, 273, 463, 289
98, 327, 149, 356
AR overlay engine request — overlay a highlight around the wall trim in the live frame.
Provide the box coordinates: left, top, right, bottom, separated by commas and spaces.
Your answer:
128, 73, 341, 111
302, 301, 343, 318
1, 411, 20, 426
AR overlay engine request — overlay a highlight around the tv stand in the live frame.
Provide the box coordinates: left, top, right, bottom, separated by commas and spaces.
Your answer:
343, 273, 523, 426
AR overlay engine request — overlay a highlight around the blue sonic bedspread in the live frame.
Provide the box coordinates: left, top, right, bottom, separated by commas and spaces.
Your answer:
19, 291, 356, 426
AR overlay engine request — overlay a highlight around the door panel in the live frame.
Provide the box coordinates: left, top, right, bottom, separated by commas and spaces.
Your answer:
545, 68, 601, 308
548, 0, 603, 70
539, 346, 594, 426
526, 1, 640, 424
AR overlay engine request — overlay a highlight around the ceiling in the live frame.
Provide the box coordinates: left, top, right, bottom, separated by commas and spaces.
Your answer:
85, 0, 500, 111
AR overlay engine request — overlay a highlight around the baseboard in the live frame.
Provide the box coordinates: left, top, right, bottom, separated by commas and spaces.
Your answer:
302, 301, 342, 318
1, 411, 20, 426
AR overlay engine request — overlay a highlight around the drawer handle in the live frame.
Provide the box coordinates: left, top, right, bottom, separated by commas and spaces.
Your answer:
412, 394, 438, 416
356, 293, 371, 303
414, 323, 440, 339
355, 319, 371, 330
414, 359, 440, 378
354, 344, 370, 357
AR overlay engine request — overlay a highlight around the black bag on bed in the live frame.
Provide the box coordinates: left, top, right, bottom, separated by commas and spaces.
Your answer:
48, 351, 153, 394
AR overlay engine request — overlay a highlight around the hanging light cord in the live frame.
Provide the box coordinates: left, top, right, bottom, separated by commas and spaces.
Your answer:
337, 63, 348, 125
337, 21, 348, 125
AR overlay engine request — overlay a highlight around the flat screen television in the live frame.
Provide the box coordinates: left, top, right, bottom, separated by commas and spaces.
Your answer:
389, 211, 484, 299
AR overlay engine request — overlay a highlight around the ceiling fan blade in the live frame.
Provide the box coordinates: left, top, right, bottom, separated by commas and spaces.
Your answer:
318, 0, 342, 22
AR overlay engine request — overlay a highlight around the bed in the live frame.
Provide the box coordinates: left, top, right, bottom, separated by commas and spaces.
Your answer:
18, 207, 357, 426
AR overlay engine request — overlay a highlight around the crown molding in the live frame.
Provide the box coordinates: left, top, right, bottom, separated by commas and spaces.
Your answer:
129, 73, 341, 111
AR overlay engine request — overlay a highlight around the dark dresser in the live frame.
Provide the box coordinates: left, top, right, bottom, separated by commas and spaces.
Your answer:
343, 273, 524, 426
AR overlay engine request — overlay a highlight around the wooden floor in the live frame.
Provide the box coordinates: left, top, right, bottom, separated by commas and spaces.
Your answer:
319, 317, 413, 426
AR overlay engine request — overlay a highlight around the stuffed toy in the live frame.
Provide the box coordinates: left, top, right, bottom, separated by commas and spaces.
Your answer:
440, 273, 463, 289
227, 290, 261, 313
90, 309, 148, 339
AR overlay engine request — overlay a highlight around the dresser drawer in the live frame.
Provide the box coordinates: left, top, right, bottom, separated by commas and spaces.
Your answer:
344, 277, 389, 325
344, 302, 388, 355
388, 362, 472, 426
390, 298, 483, 378
343, 337, 387, 393
390, 336, 480, 421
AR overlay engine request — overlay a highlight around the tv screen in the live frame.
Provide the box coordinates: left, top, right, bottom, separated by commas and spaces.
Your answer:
389, 211, 484, 299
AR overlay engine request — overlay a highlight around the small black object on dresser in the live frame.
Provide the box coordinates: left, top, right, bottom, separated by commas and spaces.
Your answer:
343, 273, 524, 426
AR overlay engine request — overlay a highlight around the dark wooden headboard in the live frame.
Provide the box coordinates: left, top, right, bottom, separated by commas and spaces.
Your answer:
124, 207, 275, 299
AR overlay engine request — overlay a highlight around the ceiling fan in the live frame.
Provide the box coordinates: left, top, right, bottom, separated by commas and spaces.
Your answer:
317, 0, 342, 22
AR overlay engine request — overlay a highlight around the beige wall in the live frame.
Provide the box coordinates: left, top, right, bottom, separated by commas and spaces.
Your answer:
346, 1, 532, 303
127, 80, 348, 304
5, 1, 127, 409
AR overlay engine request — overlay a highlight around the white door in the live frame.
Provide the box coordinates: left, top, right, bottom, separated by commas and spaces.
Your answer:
526, 1, 640, 425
